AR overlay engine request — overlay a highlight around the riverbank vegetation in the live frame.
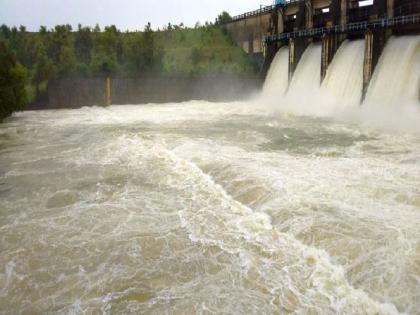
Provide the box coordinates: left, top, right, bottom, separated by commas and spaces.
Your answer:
0, 42, 27, 121
0, 13, 256, 118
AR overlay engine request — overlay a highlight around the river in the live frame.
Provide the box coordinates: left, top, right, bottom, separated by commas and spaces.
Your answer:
0, 101, 419, 314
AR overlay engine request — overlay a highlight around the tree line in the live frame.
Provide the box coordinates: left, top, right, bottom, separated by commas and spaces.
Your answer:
0, 11, 257, 120
0, 23, 165, 99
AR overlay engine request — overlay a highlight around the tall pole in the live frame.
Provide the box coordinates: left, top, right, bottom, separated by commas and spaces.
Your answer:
105, 77, 112, 106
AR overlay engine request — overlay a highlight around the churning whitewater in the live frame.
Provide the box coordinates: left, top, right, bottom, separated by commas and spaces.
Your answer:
0, 36, 420, 315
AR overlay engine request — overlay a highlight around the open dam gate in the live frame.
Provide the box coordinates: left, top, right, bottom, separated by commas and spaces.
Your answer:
223, 0, 420, 101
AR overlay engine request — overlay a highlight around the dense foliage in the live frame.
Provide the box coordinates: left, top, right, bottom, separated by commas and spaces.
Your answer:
0, 19, 256, 112
0, 42, 27, 121
215, 11, 233, 25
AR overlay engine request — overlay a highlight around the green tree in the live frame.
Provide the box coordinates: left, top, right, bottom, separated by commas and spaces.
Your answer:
0, 25, 11, 41
94, 25, 120, 56
13, 25, 28, 65
32, 43, 54, 96
58, 45, 76, 76
123, 33, 146, 74
8, 27, 18, 52
23, 36, 38, 69
91, 24, 121, 73
90, 51, 116, 76
75, 24, 93, 64
143, 22, 154, 70
93, 24, 101, 33
0, 42, 27, 120
47, 24, 72, 63
39, 25, 48, 35
215, 11, 232, 25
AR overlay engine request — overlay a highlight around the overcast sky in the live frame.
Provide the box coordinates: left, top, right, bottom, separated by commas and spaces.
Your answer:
0, 0, 271, 31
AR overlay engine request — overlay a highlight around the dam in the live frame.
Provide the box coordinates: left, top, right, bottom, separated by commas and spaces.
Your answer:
223, 0, 420, 100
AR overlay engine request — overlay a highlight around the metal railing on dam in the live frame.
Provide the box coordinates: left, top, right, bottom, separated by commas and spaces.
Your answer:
231, 0, 302, 22
223, 0, 420, 101
263, 14, 420, 43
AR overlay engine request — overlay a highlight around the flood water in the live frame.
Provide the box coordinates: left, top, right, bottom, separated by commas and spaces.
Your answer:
0, 102, 419, 314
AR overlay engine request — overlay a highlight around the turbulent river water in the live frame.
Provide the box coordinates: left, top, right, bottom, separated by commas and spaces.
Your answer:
0, 100, 419, 314
1, 34, 420, 315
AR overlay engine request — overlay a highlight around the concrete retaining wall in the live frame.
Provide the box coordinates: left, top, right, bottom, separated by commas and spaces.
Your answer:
29, 76, 262, 110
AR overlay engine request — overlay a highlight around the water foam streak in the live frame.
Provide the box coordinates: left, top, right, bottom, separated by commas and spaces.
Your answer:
149, 140, 402, 315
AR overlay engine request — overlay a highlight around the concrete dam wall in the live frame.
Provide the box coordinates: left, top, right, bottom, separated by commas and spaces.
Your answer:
29, 76, 262, 110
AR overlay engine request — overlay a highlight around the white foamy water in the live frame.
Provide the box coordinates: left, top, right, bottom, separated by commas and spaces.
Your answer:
286, 43, 322, 112
1, 35, 420, 315
366, 36, 420, 106
264, 40, 364, 115
359, 36, 420, 131
264, 43, 339, 116
321, 39, 365, 109
0, 101, 419, 314
263, 46, 289, 96
262, 36, 420, 131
